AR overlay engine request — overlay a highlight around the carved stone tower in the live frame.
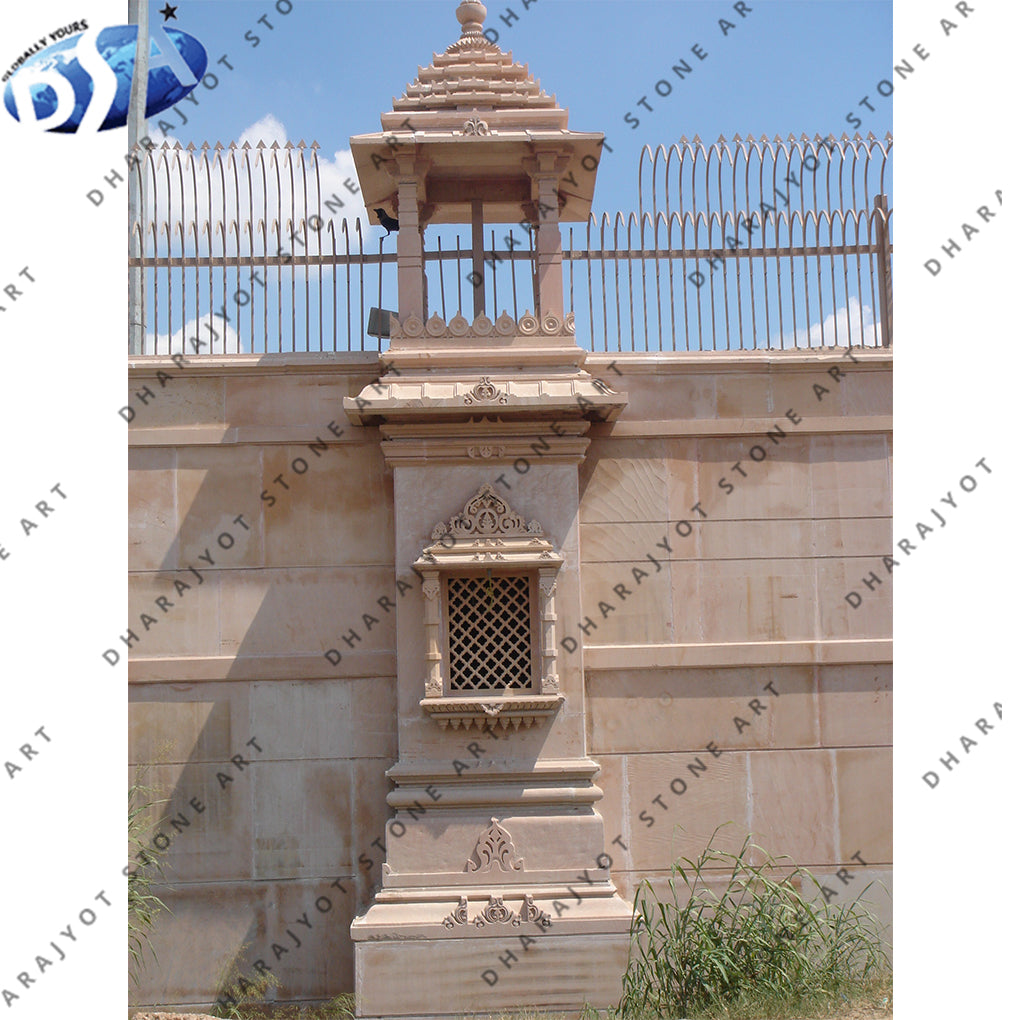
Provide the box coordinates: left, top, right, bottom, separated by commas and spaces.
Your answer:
344, 3, 631, 1015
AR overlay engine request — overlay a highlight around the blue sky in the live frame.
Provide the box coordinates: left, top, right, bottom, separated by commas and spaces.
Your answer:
148, 0, 893, 218
136, 0, 893, 354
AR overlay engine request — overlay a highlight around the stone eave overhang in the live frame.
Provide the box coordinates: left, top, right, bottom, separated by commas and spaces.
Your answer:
342, 381, 626, 427
350, 130, 604, 224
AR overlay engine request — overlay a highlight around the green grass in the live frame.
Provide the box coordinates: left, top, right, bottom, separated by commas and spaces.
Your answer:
153, 827, 891, 1020
615, 827, 891, 1020
210, 994, 355, 1019
127, 766, 171, 984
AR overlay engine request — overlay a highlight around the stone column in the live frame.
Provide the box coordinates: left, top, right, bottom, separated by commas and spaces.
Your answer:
395, 152, 425, 320
525, 150, 568, 320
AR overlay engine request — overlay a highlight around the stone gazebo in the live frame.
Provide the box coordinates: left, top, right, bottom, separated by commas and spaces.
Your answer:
344, 2, 631, 1015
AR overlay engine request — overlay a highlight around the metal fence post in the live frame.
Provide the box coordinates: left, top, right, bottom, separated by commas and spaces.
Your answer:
874, 194, 892, 347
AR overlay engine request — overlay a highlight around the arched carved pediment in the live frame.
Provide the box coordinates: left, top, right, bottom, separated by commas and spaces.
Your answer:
432, 483, 542, 539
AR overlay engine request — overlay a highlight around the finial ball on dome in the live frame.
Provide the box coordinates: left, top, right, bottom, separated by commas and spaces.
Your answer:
456, 0, 487, 36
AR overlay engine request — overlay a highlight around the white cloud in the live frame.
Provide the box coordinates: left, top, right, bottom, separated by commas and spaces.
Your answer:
237, 113, 287, 149
140, 316, 243, 356
772, 298, 884, 349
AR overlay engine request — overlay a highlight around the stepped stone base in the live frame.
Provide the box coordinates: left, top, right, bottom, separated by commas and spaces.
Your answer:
353, 900, 632, 1018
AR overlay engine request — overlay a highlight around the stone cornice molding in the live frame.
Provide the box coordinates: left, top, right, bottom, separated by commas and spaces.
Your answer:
378, 421, 590, 468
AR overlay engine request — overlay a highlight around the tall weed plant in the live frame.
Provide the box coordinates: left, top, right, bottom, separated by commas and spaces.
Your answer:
618, 827, 890, 1019
127, 765, 171, 984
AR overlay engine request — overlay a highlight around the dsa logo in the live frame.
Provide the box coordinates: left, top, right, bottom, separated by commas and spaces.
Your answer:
3, 24, 207, 133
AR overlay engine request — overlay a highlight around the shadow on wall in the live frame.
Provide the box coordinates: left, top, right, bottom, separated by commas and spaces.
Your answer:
128, 375, 400, 1009
128, 388, 565, 1009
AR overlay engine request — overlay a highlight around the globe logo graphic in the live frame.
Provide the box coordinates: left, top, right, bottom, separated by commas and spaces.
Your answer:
3, 24, 207, 132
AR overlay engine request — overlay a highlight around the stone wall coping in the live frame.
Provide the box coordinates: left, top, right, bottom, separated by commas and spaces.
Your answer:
127, 348, 892, 378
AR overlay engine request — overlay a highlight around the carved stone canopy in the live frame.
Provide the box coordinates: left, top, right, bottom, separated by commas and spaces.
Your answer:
348, 0, 605, 226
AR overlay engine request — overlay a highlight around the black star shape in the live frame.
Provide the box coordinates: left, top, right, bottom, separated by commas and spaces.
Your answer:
160, 3, 178, 21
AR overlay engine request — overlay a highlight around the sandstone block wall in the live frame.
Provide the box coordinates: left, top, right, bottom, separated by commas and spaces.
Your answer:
127, 350, 891, 1010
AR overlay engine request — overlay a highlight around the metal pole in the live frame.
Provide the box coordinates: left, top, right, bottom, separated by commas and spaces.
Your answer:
128, 0, 150, 353
471, 198, 485, 318
874, 194, 892, 347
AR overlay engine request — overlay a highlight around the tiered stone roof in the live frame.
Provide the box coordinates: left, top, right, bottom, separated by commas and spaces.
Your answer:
381, 1, 567, 131
355, 0, 602, 223
394, 54, 557, 114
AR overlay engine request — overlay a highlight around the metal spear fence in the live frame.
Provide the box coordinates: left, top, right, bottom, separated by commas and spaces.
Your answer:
128, 134, 891, 355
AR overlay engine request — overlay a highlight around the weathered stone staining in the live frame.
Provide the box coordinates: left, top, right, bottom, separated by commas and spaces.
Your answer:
126, 737, 265, 873
102, 512, 251, 666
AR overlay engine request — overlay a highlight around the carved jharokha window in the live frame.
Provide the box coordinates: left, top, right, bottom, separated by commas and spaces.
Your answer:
446, 573, 535, 692
413, 484, 564, 730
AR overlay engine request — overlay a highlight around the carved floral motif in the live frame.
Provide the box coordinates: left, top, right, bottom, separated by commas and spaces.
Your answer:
389, 311, 573, 340
446, 484, 532, 536
467, 445, 505, 459
441, 894, 552, 930
448, 312, 470, 336
463, 377, 509, 406
441, 897, 469, 929
466, 817, 524, 873
494, 311, 516, 335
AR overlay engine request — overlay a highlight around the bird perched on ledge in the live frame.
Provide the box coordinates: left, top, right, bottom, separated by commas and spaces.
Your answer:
374, 208, 400, 235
